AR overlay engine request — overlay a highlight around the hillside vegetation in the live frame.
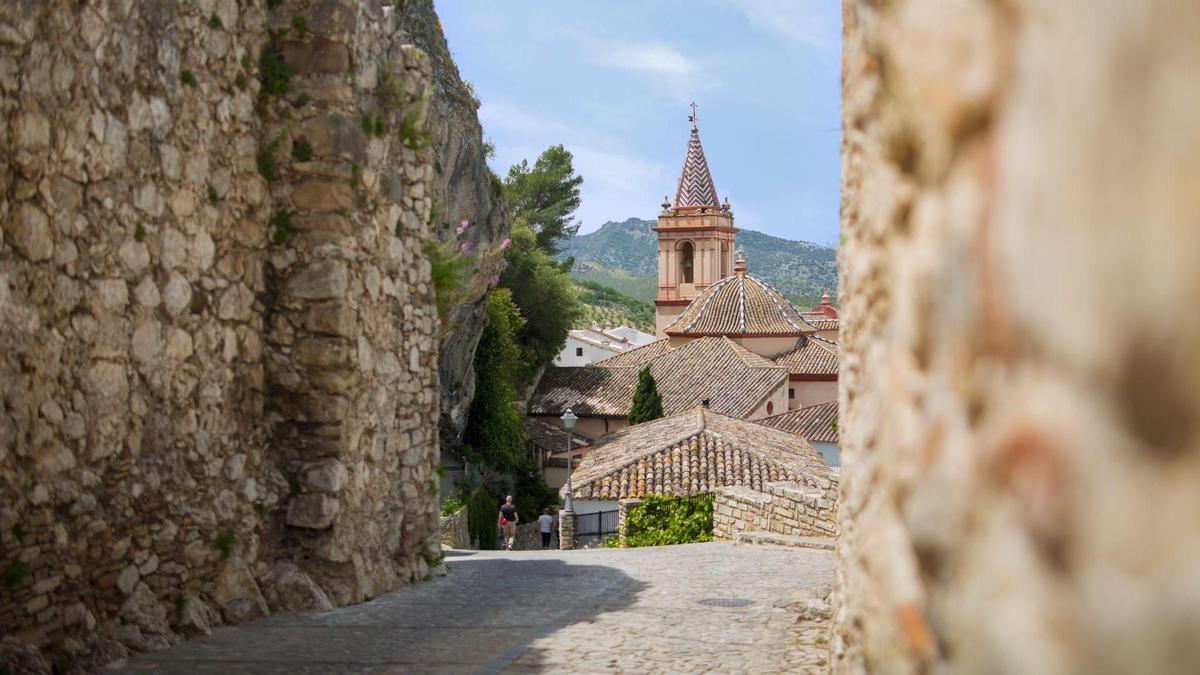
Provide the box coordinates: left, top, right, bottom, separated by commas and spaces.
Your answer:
573, 280, 655, 332
560, 217, 838, 308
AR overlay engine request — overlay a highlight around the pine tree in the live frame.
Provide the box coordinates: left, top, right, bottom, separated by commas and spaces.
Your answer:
628, 365, 664, 425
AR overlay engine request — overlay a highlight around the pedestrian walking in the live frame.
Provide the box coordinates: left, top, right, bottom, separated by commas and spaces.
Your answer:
537, 508, 555, 549
498, 495, 518, 551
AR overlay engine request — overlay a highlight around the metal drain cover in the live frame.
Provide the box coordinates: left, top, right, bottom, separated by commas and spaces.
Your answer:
698, 598, 754, 608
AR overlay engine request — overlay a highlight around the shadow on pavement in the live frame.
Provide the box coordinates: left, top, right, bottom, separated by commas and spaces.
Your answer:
115, 554, 646, 674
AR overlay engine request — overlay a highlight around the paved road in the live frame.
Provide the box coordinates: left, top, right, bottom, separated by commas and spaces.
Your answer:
116, 542, 833, 674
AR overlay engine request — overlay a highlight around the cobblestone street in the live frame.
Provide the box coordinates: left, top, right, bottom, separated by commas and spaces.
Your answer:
116, 543, 833, 674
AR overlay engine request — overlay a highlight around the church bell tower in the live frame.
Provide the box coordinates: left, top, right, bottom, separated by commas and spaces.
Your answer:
654, 105, 737, 336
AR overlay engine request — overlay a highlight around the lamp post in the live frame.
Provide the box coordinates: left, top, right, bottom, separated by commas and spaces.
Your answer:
561, 408, 577, 512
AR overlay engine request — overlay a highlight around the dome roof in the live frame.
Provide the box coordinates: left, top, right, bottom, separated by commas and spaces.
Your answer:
665, 270, 813, 337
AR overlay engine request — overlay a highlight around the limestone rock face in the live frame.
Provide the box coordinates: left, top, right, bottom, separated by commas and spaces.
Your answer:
394, 0, 511, 441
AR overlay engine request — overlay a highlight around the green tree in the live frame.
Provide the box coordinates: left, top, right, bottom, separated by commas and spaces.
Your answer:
462, 290, 558, 519
464, 290, 526, 468
503, 145, 583, 257
628, 365, 664, 425
500, 224, 584, 383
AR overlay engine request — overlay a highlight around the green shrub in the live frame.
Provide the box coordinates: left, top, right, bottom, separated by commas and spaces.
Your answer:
133, 223, 146, 242
466, 485, 498, 550
441, 495, 465, 516
624, 494, 714, 548
270, 210, 292, 244
215, 531, 236, 559
291, 137, 313, 162
257, 143, 280, 181
424, 238, 470, 328
180, 69, 198, 87
1, 561, 29, 589
259, 44, 293, 98
207, 13, 222, 28
207, 183, 220, 205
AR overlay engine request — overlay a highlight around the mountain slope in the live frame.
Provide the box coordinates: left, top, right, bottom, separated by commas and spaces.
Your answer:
561, 218, 838, 307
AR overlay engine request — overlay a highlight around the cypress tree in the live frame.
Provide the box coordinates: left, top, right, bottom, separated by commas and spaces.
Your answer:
628, 365, 664, 425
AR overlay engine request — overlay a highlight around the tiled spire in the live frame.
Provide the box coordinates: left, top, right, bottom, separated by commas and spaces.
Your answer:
674, 109, 720, 208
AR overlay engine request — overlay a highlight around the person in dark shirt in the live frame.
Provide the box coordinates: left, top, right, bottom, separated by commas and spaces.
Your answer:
498, 495, 518, 550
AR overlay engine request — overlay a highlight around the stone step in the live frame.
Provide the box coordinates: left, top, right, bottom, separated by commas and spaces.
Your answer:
733, 532, 835, 551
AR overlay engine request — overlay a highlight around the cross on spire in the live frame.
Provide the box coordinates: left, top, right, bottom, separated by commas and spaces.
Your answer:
689, 101, 699, 127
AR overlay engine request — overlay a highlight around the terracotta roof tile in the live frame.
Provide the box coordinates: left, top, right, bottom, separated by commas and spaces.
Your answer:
774, 336, 839, 376
524, 417, 590, 452
529, 337, 787, 418
665, 273, 813, 337
566, 407, 833, 500
801, 312, 840, 331
592, 338, 672, 368
756, 401, 839, 443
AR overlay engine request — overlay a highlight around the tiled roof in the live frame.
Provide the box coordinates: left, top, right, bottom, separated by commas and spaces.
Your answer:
529, 337, 787, 418
592, 338, 673, 368
524, 417, 590, 453
674, 124, 719, 208
665, 272, 813, 337
756, 401, 839, 443
800, 312, 840, 331
774, 336, 839, 376
566, 407, 832, 500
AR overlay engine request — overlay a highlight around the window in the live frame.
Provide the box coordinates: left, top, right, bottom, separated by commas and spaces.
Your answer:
575, 347, 583, 357
678, 241, 694, 283
788, 388, 795, 399
767, 401, 774, 415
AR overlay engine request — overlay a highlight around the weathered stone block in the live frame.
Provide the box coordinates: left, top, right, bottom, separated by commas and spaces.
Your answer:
292, 180, 354, 212
285, 259, 349, 300
286, 494, 340, 529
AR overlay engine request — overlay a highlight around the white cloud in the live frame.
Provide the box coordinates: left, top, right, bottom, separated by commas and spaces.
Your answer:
478, 99, 674, 232
594, 41, 695, 75
725, 0, 838, 52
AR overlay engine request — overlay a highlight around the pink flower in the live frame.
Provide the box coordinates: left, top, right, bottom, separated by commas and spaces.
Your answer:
436, 318, 442, 327
499, 237, 511, 250
489, 274, 500, 285
456, 219, 469, 236
460, 240, 474, 256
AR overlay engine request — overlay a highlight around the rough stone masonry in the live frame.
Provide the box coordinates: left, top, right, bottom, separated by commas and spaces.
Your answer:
0, 0, 442, 666
837, 1, 1200, 674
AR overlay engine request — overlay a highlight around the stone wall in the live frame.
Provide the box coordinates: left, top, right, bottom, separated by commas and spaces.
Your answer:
837, 1, 1200, 674
713, 482, 838, 541
1, 0, 442, 666
439, 508, 470, 550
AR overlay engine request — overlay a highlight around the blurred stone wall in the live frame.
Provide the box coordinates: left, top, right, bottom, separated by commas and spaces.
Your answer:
0, 0, 440, 666
836, 1, 1200, 673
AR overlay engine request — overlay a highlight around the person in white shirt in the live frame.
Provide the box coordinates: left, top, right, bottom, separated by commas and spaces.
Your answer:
537, 508, 556, 549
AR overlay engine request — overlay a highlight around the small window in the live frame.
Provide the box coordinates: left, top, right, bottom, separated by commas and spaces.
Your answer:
575, 347, 583, 357
767, 401, 774, 415
788, 388, 795, 399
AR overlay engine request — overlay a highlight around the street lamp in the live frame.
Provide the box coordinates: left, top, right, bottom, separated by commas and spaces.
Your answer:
561, 408, 577, 512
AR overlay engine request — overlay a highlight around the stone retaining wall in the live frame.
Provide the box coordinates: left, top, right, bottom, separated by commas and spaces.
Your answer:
439, 508, 470, 550
0, 1, 441, 666
837, 1, 1200, 673
713, 481, 838, 541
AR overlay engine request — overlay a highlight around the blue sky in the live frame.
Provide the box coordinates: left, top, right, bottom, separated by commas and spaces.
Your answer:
437, 1, 842, 246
